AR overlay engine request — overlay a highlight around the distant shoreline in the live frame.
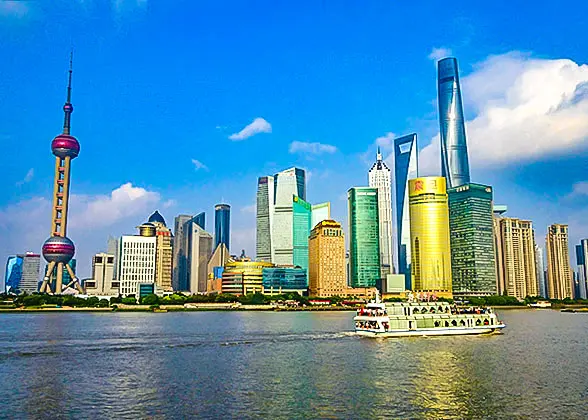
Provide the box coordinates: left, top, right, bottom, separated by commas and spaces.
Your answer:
1, 303, 586, 314
0, 305, 356, 313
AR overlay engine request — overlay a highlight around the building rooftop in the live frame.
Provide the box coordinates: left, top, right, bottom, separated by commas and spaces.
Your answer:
148, 210, 166, 226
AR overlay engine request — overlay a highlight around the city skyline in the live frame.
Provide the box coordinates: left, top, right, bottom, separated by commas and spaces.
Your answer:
3, 3, 588, 279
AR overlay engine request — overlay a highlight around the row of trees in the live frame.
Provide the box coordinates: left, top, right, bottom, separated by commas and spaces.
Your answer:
126, 292, 313, 306
3, 292, 587, 308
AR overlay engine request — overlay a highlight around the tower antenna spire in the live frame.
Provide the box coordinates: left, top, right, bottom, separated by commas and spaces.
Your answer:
63, 50, 74, 135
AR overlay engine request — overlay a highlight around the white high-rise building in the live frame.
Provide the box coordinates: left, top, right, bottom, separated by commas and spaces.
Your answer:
187, 223, 213, 293
85, 253, 119, 296
262, 167, 306, 265
368, 147, 393, 275
119, 235, 156, 297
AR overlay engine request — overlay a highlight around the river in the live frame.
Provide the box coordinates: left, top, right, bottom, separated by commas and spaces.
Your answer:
0, 309, 586, 419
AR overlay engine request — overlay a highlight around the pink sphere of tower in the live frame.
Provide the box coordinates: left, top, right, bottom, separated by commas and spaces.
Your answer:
42, 236, 75, 264
52, 134, 80, 158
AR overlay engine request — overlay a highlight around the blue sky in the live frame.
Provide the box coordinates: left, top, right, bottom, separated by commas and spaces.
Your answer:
2, 0, 588, 278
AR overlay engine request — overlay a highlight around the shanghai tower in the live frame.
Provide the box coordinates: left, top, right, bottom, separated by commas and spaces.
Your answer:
438, 57, 470, 188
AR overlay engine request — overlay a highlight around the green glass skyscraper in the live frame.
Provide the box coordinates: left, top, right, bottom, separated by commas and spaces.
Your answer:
292, 196, 312, 270
348, 187, 380, 288
448, 183, 497, 296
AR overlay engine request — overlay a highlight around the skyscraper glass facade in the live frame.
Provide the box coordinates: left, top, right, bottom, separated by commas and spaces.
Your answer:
4, 255, 23, 294
408, 177, 452, 297
535, 244, 547, 298
262, 267, 308, 290
194, 212, 205, 230
19, 253, 40, 294
348, 187, 380, 288
293, 196, 312, 271
576, 240, 588, 299
575, 244, 587, 299
214, 204, 230, 252
256, 176, 274, 261
448, 183, 497, 296
172, 214, 192, 291
272, 168, 306, 266
438, 57, 470, 189
46, 259, 76, 290
394, 133, 418, 290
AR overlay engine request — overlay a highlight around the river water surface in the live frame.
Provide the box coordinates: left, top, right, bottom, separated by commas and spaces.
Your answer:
0, 309, 586, 419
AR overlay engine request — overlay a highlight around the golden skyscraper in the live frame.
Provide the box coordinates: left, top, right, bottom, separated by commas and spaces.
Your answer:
308, 220, 347, 297
493, 217, 538, 300
408, 177, 452, 298
546, 224, 573, 299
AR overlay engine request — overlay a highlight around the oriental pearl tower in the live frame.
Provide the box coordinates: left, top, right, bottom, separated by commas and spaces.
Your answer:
39, 54, 84, 294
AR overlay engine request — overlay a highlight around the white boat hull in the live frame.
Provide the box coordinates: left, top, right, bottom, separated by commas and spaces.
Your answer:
355, 324, 505, 338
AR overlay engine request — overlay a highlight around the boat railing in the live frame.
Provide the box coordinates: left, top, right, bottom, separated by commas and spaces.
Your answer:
356, 308, 387, 317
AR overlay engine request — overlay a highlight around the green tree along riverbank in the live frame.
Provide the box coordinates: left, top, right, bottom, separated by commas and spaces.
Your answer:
1, 292, 587, 311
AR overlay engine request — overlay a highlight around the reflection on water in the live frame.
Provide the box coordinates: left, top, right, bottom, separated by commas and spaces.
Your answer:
0, 310, 587, 418
411, 347, 467, 418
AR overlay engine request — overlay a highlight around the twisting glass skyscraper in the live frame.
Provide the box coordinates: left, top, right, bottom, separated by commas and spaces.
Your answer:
438, 57, 470, 188
394, 133, 418, 290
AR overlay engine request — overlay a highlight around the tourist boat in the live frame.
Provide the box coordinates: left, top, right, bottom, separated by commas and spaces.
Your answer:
354, 292, 505, 337
528, 301, 552, 308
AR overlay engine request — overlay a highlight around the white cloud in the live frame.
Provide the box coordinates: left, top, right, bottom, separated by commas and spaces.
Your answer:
111, 0, 147, 14
289, 141, 337, 155
0, 1, 30, 18
428, 47, 453, 62
420, 52, 588, 173
240, 204, 256, 214
162, 199, 177, 209
569, 181, 588, 197
69, 183, 160, 229
16, 168, 34, 186
374, 132, 396, 151
229, 117, 272, 141
191, 159, 208, 171
0, 183, 162, 278
360, 132, 396, 166
231, 227, 256, 257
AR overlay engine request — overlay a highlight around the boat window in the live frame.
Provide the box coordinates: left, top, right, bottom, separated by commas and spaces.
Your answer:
451, 320, 457, 327
434, 321, 440, 327
484, 319, 489, 325
460, 320, 466, 326
476, 319, 482, 326
444, 321, 449, 327
430, 308, 436, 313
